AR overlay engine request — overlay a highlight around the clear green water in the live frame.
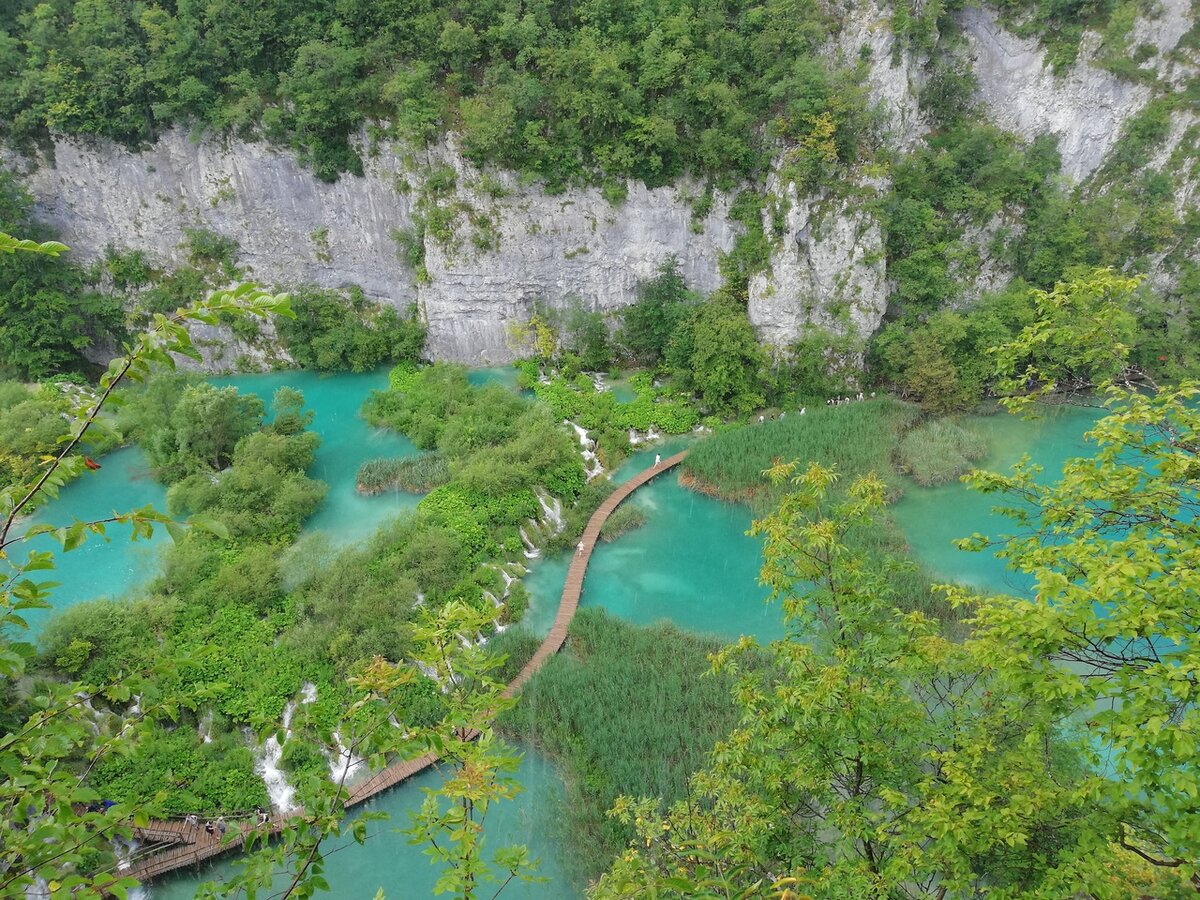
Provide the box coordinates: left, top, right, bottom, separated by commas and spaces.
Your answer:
523, 437, 783, 644
891, 405, 1101, 596
13, 446, 170, 633
149, 749, 576, 900
467, 365, 522, 392
212, 369, 423, 549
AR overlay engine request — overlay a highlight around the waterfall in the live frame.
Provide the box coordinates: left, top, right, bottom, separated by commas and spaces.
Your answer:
535, 489, 564, 534
569, 421, 605, 480
198, 709, 214, 744
519, 525, 541, 559
254, 682, 317, 814
327, 730, 365, 786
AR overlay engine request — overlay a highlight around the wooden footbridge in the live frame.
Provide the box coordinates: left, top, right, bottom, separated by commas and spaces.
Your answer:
122, 450, 689, 884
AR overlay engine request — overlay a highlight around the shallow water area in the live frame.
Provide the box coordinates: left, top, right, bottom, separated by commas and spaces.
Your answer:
892, 403, 1102, 595
148, 748, 578, 900
10, 446, 169, 634
212, 369, 423, 548
581, 472, 780, 642
523, 435, 781, 644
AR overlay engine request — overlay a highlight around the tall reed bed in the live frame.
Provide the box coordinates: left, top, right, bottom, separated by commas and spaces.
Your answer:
499, 608, 771, 882
894, 419, 987, 486
683, 398, 920, 503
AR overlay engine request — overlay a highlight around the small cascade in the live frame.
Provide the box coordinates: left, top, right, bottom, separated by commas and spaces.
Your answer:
628, 426, 662, 446
535, 489, 564, 534
327, 730, 365, 785
198, 709, 214, 744
75, 692, 102, 736
569, 421, 605, 481
482, 589, 503, 609
254, 682, 316, 814
519, 525, 541, 559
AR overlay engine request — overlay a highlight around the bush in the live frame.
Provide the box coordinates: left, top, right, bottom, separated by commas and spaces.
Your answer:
277, 286, 426, 372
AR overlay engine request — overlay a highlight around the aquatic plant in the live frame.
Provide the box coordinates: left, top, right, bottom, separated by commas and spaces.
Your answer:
356, 454, 450, 494
894, 418, 988, 486
598, 504, 647, 542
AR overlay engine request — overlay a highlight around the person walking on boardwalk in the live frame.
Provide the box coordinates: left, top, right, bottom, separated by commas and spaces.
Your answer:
204, 821, 215, 838
216, 816, 227, 837
654, 453, 661, 467
185, 813, 198, 835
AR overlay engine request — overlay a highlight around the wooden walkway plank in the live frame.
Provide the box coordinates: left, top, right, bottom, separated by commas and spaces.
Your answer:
126, 450, 689, 883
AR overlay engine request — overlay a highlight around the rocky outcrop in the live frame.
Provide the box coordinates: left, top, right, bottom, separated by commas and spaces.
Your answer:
14, 130, 740, 365
830, 0, 927, 148
419, 144, 736, 362
747, 178, 889, 350
959, 5, 1162, 180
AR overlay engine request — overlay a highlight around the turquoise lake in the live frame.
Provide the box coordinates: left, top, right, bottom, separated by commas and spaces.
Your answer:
18, 365, 1106, 897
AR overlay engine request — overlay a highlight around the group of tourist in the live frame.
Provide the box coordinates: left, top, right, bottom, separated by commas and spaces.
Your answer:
828, 392, 872, 405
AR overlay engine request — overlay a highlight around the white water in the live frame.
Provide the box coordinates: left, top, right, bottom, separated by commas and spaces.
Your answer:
254, 682, 317, 813
519, 525, 541, 559
535, 489, 565, 533
569, 422, 605, 481
197, 709, 213, 744
327, 730, 365, 786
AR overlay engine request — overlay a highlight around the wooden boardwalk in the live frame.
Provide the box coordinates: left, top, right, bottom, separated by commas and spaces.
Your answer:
125, 450, 688, 883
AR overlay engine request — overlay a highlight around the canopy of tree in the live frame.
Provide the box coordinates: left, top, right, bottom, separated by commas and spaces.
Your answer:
0, 0, 869, 185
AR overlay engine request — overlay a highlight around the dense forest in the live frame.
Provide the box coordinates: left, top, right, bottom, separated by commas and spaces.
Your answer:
1, 0, 1199, 897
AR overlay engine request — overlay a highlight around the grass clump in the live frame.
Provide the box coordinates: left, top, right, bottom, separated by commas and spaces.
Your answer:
894, 419, 987, 486
356, 454, 450, 494
598, 504, 647, 542
499, 608, 769, 883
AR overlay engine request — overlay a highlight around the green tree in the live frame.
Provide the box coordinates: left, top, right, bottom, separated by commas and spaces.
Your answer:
142, 383, 265, 480
595, 463, 1099, 898
942, 270, 1200, 892
617, 258, 695, 365
0, 170, 123, 379
674, 298, 765, 415
0, 233, 292, 897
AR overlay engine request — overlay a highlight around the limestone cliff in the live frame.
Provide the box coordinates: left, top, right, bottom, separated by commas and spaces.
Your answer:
9, 0, 1196, 369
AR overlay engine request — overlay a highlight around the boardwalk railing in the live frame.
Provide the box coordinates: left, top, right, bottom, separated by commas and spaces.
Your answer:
125, 450, 689, 883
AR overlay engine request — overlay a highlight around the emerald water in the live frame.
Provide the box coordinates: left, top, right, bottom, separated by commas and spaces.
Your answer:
892, 404, 1102, 596
11, 369, 422, 636
212, 369, 423, 548
523, 438, 782, 643
15, 446, 169, 633
149, 749, 576, 900
21, 371, 1107, 897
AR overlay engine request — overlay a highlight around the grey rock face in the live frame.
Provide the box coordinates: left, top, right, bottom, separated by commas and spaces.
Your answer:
830, 0, 927, 148
17, 130, 738, 366
959, 5, 1156, 180
418, 142, 736, 363
747, 178, 888, 351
